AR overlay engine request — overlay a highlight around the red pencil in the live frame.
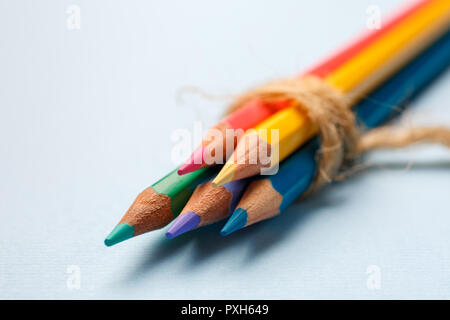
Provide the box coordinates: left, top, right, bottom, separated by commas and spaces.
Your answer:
177, 0, 430, 176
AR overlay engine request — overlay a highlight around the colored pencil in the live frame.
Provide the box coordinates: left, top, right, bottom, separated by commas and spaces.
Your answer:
177, 99, 289, 175
105, 167, 214, 246
176, 0, 429, 176
165, 179, 247, 238
221, 30, 450, 235
213, 0, 450, 186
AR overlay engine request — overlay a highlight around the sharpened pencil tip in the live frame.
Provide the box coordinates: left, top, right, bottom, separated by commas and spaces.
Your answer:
178, 163, 202, 175
104, 223, 135, 246
178, 146, 205, 175
166, 211, 201, 239
221, 208, 247, 236
212, 164, 235, 187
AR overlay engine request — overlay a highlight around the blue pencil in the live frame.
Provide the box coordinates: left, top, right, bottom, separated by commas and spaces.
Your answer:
221, 30, 450, 236
165, 178, 247, 238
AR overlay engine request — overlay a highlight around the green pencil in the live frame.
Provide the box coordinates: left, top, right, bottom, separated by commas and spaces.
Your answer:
105, 167, 213, 246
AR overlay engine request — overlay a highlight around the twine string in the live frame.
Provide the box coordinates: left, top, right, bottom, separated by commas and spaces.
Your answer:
225, 75, 450, 194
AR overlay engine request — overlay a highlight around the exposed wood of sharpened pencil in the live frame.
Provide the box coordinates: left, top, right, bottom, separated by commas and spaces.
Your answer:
221, 29, 450, 235
104, 167, 214, 246
177, 0, 430, 175
165, 179, 247, 238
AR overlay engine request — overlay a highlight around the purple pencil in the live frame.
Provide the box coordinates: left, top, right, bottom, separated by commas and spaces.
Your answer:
166, 179, 247, 238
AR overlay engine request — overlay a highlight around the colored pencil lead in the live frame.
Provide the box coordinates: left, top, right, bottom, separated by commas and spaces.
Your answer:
165, 211, 200, 239
220, 208, 247, 236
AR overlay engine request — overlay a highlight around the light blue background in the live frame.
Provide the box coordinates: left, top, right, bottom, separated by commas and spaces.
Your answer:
1, 0, 449, 299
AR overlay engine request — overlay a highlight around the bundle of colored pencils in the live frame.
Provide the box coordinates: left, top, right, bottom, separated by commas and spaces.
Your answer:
105, 0, 450, 246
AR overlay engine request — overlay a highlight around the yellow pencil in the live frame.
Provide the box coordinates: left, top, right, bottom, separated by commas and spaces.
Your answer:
213, 0, 450, 186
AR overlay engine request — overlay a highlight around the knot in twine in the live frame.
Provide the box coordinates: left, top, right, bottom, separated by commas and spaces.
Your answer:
226, 75, 450, 194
